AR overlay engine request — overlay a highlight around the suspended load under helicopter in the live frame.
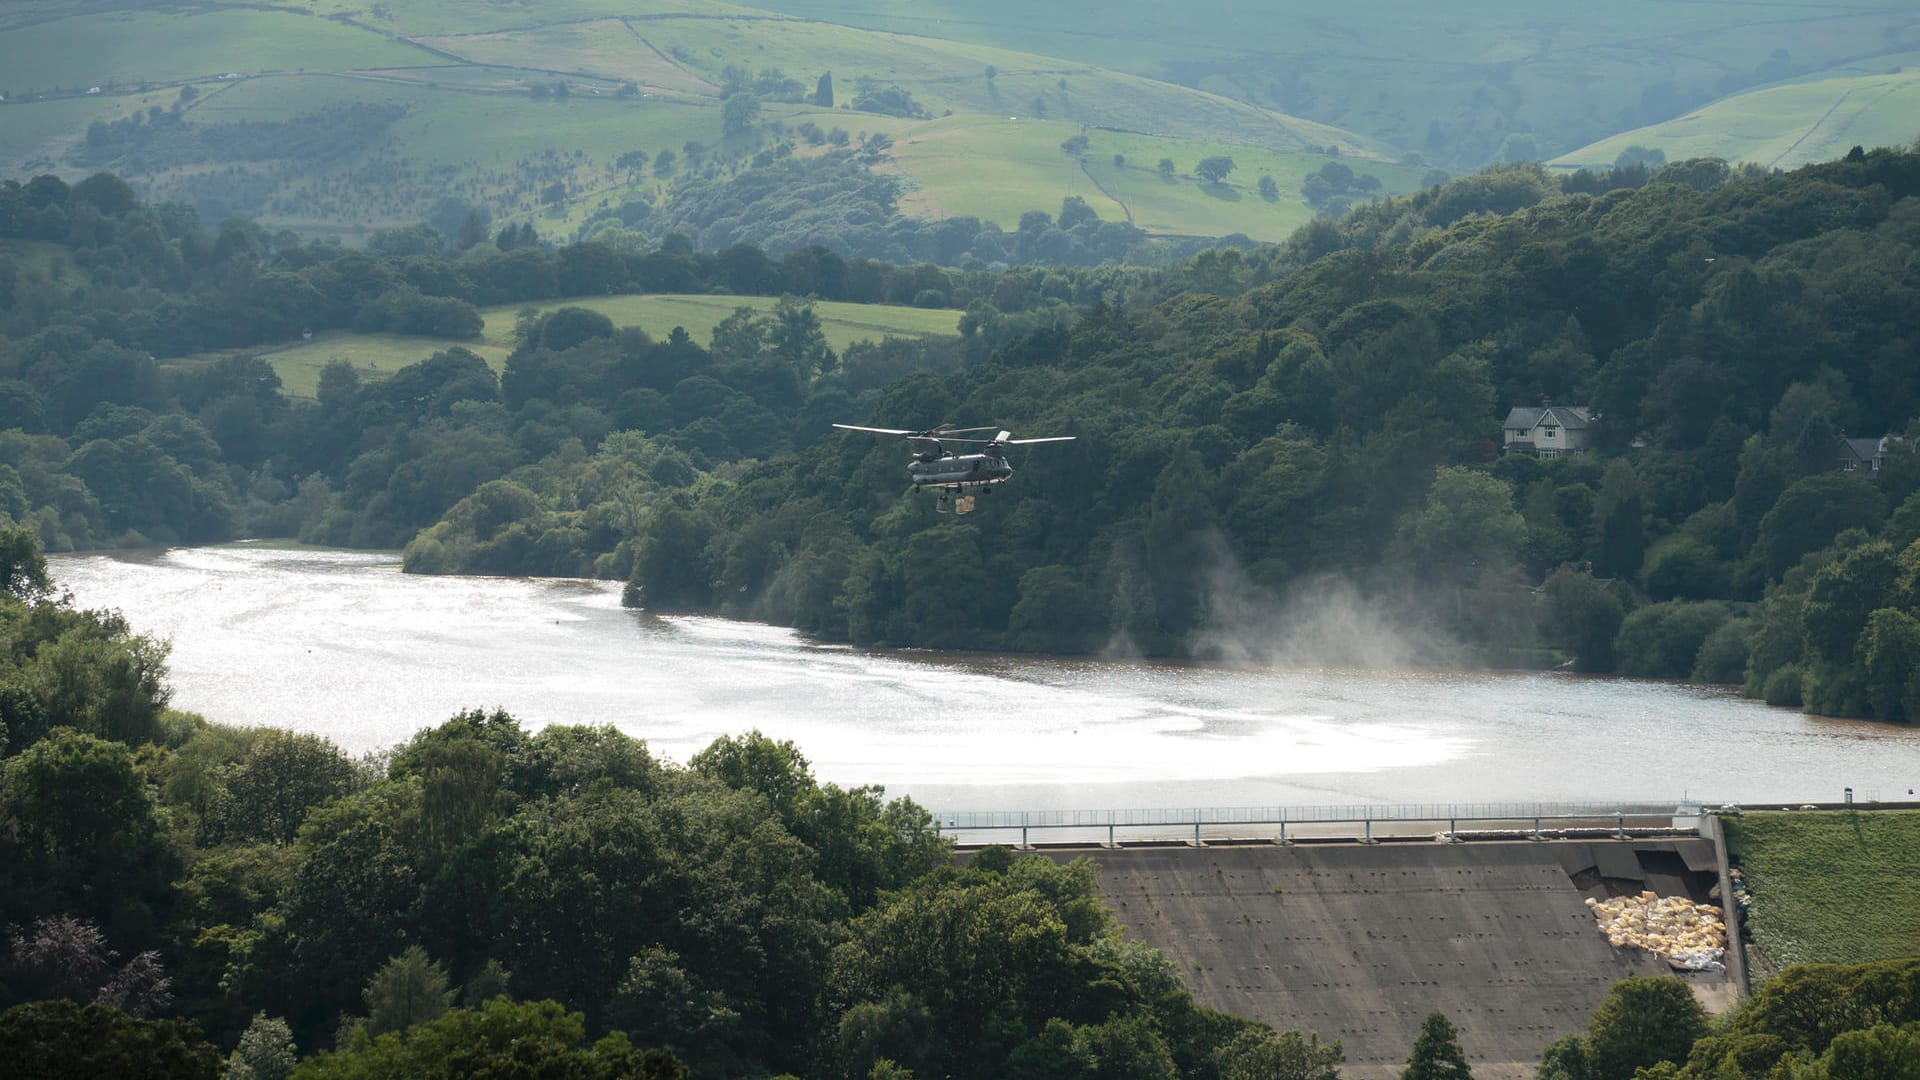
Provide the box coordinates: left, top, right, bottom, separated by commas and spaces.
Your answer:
832, 423, 1074, 514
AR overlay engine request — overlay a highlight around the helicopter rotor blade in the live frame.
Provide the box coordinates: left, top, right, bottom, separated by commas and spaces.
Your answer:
1003, 436, 1076, 444
833, 423, 1003, 437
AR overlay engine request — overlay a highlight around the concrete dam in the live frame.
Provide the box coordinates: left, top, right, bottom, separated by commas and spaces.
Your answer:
1026, 835, 1739, 1080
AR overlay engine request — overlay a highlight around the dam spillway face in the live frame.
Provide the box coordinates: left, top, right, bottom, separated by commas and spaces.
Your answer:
1055, 841, 1729, 1080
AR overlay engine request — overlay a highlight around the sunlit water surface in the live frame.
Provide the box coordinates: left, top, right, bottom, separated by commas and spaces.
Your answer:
50, 546, 1920, 811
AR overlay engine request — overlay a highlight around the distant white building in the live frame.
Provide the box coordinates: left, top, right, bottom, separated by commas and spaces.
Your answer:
86, 86, 101, 95
1502, 403, 1593, 458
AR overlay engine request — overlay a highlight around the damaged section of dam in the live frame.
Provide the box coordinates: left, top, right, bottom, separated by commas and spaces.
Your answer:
1039, 839, 1736, 1080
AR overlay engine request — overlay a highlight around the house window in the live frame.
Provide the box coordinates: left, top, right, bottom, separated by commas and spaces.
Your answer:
1542, 427, 1558, 438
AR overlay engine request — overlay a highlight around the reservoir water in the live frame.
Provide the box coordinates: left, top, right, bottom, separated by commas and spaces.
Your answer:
49, 545, 1920, 813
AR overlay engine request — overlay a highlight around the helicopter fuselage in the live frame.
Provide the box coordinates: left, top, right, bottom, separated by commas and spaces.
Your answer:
908, 451, 1013, 489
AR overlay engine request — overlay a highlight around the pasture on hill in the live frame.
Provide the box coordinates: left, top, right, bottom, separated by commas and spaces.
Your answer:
1721, 810, 1920, 971
0, 0, 1398, 244
168, 294, 963, 397
747, 0, 1920, 169
881, 115, 1425, 239
1553, 66, 1920, 172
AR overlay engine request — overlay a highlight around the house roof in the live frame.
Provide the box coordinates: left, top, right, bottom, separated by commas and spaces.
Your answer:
1502, 405, 1592, 431
1841, 437, 1887, 462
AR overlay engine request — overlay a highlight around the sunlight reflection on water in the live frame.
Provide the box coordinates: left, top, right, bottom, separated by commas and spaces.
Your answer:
50, 545, 1920, 811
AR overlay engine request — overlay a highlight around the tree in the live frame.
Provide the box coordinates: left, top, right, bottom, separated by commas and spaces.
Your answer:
290, 998, 685, 1080
653, 149, 677, 177
1195, 156, 1237, 185
814, 71, 834, 107
1157, 158, 1176, 179
1060, 134, 1089, 158
1537, 1034, 1589, 1080
363, 946, 454, 1036
2, 730, 177, 934
722, 92, 761, 136
1757, 474, 1886, 579
1584, 977, 1707, 1080
1216, 1027, 1344, 1080
0, 1001, 220, 1080
1395, 467, 1524, 577
226, 1013, 297, 1080
0, 522, 52, 601
1402, 1012, 1472, 1079
209, 730, 363, 845
1858, 608, 1920, 723
1591, 460, 1645, 577
1258, 174, 1279, 201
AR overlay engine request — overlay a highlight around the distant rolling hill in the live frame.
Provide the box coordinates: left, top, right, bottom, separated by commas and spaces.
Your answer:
0, 0, 1413, 244
1552, 64, 1920, 172
748, 0, 1920, 170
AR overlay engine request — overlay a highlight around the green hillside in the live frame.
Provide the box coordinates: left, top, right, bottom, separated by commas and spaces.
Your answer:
1722, 811, 1920, 969
750, 0, 1920, 168
0, 0, 1400, 244
169, 293, 962, 397
1552, 68, 1920, 172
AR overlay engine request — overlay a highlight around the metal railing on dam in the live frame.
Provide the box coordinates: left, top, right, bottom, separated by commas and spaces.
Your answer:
931, 800, 1717, 847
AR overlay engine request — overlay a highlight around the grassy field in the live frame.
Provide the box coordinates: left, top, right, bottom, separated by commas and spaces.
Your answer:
1721, 810, 1920, 970
0, 0, 1392, 245
173, 294, 962, 397
749, 0, 1920, 167
1552, 69, 1920, 172
881, 115, 1426, 240
0, 9, 438, 91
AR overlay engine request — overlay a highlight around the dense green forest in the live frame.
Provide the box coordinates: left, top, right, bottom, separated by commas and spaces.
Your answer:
2, 535, 1919, 1076
6, 148, 1920, 725
630, 147, 1187, 269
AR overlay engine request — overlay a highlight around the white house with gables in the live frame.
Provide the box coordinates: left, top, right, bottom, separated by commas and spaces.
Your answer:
1502, 404, 1593, 457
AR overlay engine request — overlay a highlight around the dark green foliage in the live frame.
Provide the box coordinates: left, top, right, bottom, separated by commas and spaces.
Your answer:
1, 729, 178, 940
1195, 156, 1236, 185
361, 946, 452, 1036
1626, 958, 1920, 1078
849, 78, 928, 119
647, 151, 1152, 266
1582, 977, 1706, 1080
288, 998, 685, 1080
1758, 476, 1886, 579
0, 1000, 220, 1080
1401, 1012, 1472, 1079
8, 148, 1920, 717
1614, 601, 1730, 679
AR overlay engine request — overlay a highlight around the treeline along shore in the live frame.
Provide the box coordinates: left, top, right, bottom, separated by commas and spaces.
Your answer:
6, 150, 1920, 729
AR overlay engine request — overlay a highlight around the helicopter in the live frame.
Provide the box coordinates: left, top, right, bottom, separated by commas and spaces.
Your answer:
833, 423, 1075, 514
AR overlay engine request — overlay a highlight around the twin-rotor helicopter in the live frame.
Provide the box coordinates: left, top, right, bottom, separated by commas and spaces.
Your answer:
833, 423, 1074, 514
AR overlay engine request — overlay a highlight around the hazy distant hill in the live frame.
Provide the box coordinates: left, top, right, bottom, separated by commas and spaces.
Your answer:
749, 0, 1920, 169
1553, 62, 1920, 172
0, 0, 1414, 245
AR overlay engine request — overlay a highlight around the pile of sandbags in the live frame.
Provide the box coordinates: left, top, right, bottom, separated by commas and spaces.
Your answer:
1585, 891, 1726, 969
